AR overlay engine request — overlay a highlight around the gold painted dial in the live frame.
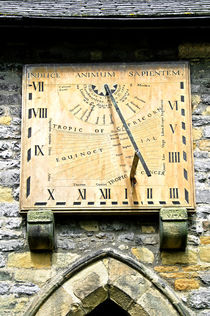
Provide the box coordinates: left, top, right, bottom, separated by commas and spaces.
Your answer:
20, 63, 195, 213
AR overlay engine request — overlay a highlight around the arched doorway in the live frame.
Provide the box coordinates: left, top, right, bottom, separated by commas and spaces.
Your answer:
87, 299, 129, 316
23, 248, 192, 316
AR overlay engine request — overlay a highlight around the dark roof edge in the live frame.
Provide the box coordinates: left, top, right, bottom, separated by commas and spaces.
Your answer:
0, 15, 210, 29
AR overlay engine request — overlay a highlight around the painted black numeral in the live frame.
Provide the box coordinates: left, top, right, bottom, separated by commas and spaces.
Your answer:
29, 81, 44, 92
169, 152, 180, 163
147, 188, 153, 199
168, 100, 178, 111
169, 124, 177, 134
100, 188, 111, 199
48, 189, 55, 200
78, 189, 86, 200
35, 145, 44, 156
124, 188, 128, 199
169, 188, 179, 199
28, 108, 47, 119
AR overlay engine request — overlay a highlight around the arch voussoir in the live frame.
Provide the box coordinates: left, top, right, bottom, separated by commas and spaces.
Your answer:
23, 248, 193, 316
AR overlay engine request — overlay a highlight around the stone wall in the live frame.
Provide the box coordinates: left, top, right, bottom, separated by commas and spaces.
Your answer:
0, 25, 209, 315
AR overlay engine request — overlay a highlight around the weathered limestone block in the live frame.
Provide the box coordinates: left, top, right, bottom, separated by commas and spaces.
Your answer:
192, 94, 202, 110
52, 252, 79, 268
203, 106, 210, 115
154, 266, 179, 273
0, 295, 19, 314
0, 116, 11, 125
141, 226, 156, 233
200, 237, 210, 245
137, 288, 179, 316
161, 249, 197, 264
14, 269, 54, 286
0, 187, 14, 202
192, 127, 203, 141
183, 265, 210, 272
109, 285, 134, 311
127, 302, 150, 316
79, 220, 99, 232
198, 140, 210, 151
159, 272, 198, 279
64, 261, 108, 314
174, 278, 200, 291
35, 286, 74, 316
131, 247, 154, 263
7, 252, 51, 269
109, 258, 152, 310
199, 245, 210, 262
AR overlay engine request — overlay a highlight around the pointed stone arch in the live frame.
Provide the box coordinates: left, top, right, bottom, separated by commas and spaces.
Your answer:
23, 248, 193, 316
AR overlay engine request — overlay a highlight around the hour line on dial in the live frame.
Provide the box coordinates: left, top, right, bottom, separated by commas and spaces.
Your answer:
104, 84, 151, 182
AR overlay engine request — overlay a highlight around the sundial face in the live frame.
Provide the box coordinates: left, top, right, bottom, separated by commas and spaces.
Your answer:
20, 63, 195, 213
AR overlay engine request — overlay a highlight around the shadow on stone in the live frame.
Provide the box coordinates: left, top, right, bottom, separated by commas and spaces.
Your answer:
87, 299, 129, 316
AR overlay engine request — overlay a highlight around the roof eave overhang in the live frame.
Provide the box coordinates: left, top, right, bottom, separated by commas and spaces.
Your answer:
0, 15, 210, 29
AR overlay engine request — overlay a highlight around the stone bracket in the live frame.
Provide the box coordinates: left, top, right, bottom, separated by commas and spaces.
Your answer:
159, 208, 188, 250
27, 210, 55, 251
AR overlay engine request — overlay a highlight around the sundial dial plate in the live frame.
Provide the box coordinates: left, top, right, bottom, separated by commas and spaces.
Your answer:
20, 63, 195, 213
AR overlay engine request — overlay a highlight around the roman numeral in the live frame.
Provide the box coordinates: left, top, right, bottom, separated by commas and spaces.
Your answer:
77, 189, 86, 200
169, 152, 180, 163
124, 188, 128, 200
28, 108, 47, 119
35, 145, 44, 156
29, 81, 44, 92
85, 105, 95, 122
169, 124, 177, 134
125, 103, 136, 113
147, 188, 153, 199
48, 189, 55, 200
100, 188, 111, 199
169, 188, 179, 199
168, 100, 178, 111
